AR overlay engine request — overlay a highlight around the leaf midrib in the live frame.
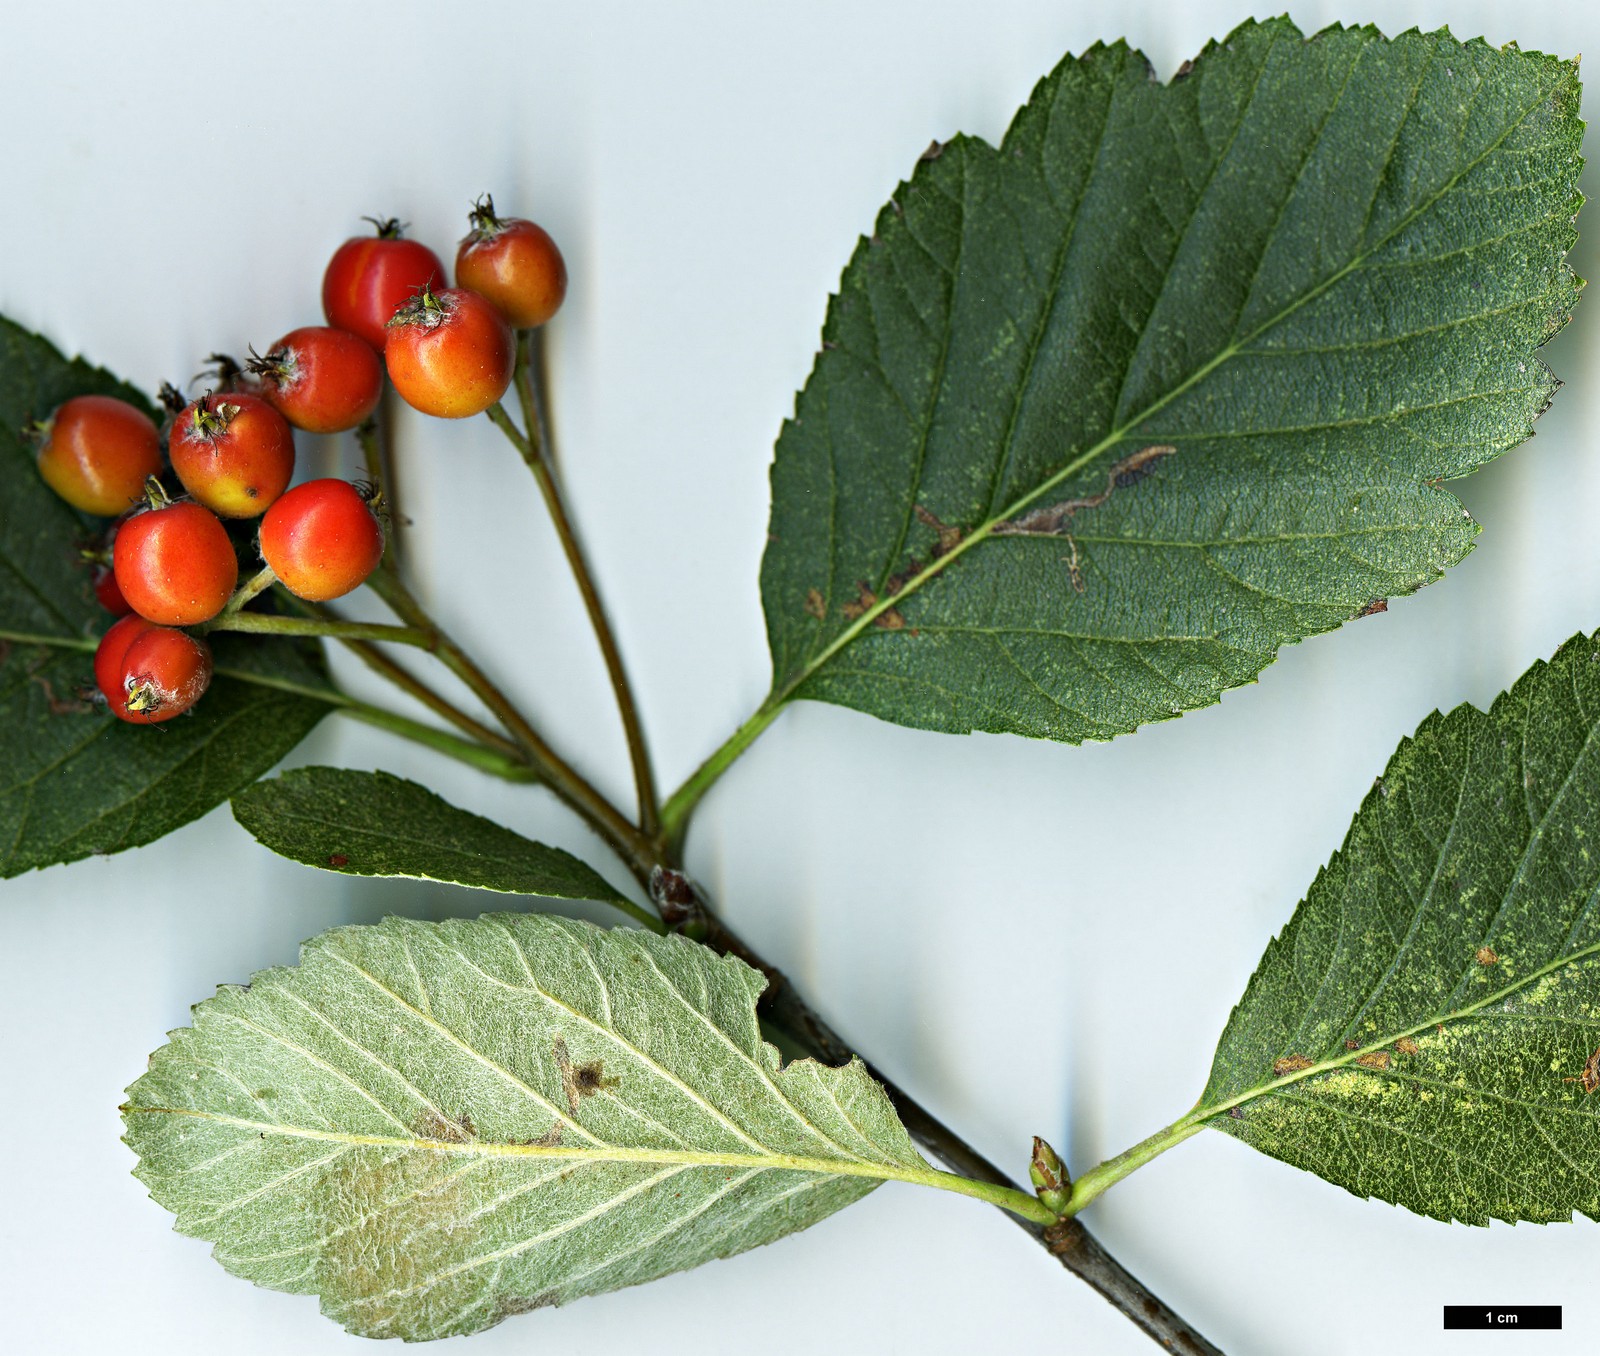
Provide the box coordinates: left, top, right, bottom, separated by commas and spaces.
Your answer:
775, 61, 1574, 706
1190, 935, 1600, 1126
122, 1104, 935, 1190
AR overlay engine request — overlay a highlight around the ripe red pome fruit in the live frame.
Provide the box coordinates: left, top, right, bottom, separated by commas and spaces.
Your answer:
94, 621, 213, 724
322, 218, 446, 350
113, 498, 238, 626
168, 393, 296, 519
455, 195, 567, 329
259, 479, 385, 601
249, 326, 384, 434
384, 286, 515, 419
36, 394, 163, 517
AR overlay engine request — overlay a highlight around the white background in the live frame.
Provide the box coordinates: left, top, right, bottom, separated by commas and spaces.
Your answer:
1, 3, 1597, 1353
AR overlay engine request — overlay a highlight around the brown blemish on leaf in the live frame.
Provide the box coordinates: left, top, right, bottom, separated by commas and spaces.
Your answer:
316, 1136, 478, 1337
914, 504, 964, 557
1272, 1055, 1315, 1076
1355, 1052, 1390, 1071
33, 673, 93, 715
553, 1035, 614, 1116
329, 853, 350, 868
840, 581, 877, 621
874, 608, 906, 630
1355, 598, 1389, 618
1344, 1040, 1361, 1051
920, 139, 945, 162
994, 445, 1177, 537
494, 1291, 560, 1321
414, 1110, 476, 1144
804, 588, 827, 621
1476, 946, 1500, 966
1564, 1046, 1600, 1094
1395, 1037, 1420, 1057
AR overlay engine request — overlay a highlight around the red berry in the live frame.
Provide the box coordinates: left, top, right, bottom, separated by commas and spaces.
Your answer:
114, 499, 238, 625
384, 285, 515, 419
248, 326, 383, 434
259, 479, 385, 601
322, 218, 446, 350
94, 614, 158, 707
455, 195, 567, 329
84, 516, 135, 615
119, 626, 213, 724
169, 392, 296, 518
35, 394, 163, 517
93, 563, 132, 615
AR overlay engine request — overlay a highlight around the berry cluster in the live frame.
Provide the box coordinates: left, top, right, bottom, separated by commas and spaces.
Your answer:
34, 197, 566, 724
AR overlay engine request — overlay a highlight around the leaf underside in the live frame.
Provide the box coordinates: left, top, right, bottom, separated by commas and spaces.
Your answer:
1201, 630, 1600, 1224
123, 915, 921, 1341
0, 317, 330, 877
233, 767, 632, 903
762, 19, 1582, 742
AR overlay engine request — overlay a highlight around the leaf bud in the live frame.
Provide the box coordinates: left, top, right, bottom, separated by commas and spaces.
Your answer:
1029, 1136, 1071, 1215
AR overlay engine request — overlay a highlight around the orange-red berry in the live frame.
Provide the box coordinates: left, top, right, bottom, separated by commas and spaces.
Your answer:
114, 499, 238, 625
36, 395, 163, 517
169, 392, 296, 519
455, 195, 567, 329
259, 479, 385, 601
384, 285, 515, 419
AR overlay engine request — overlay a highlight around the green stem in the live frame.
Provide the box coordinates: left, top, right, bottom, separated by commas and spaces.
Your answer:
489, 354, 662, 839
358, 387, 404, 564
331, 701, 541, 783
222, 565, 276, 616
200, 613, 436, 648
661, 698, 784, 852
1064, 1118, 1206, 1217
282, 592, 523, 762
366, 564, 657, 875
0, 627, 94, 652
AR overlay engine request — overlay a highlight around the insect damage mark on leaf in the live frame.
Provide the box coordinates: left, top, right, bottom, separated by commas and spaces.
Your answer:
415, 1109, 477, 1144
494, 1292, 560, 1321
1565, 1047, 1600, 1094
553, 1035, 614, 1117
840, 582, 877, 621
1272, 1055, 1315, 1077
315, 1123, 483, 1338
1355, 1052, 1391, 1071
1395, 1038, 1420, 1057
913, 504, 963, 557
991, 445, 1177, 538
1355, 598, 1389, 619
804, 588, 827, 621
1476, 947, 1501, 966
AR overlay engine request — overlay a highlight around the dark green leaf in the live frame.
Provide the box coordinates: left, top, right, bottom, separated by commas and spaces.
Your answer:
1199, 631, 1600, 1224
0, 317, 332, 876
234, 767, 631, 904
0, 635, 330, 877
762, 21, 1581, 740
0, 316, 158, 640
124, 914, 923, 1340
